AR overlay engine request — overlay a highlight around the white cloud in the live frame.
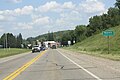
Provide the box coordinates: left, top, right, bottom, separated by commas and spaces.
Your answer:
0, 15, 15, 21
0, 26, 4, 32
31, 14, 42, 20
55, 11, 81, 29
0, 15, 5, 21
62, 2, 75, 9
37, 1, 60, 12
0, 10, 12, 16
15, 23, 33, 30
36, 1, 76, 13
14, 6, 34, 15
32, 16, 50, 26
86, 0, 97, 1
36, 0, 105, 14
7, 0, 22, 3
0, 29, 4, 32
78, 0, 105, 13
0, 5, 33, 16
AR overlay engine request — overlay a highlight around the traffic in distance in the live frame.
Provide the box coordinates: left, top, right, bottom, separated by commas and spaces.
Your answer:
32, 41, 57, 53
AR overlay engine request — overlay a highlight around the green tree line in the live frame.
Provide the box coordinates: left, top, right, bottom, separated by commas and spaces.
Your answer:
0, 33, 23, 48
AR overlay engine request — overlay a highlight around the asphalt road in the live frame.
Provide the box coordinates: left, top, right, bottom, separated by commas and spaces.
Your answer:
0, 49, 120, 80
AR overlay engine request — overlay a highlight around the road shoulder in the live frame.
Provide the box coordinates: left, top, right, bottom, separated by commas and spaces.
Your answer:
58, 48, 120, 80
0, 51, 31, 64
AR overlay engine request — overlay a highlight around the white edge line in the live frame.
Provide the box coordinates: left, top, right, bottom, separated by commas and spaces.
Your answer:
57, 49, 102, 80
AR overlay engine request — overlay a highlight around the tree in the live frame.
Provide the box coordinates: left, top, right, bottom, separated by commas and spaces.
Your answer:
61, 31, 72, 41
7, 33, 17, 48
115, 0, 120, 10
75, 25, 87, 42
0, 33, 6, 48
0, 33, 16, 48
69, 30, 76, 45
47, 32, 54, 41
89, 15, 103, 34
16, 33, 23, 48
107, 7, 120, 26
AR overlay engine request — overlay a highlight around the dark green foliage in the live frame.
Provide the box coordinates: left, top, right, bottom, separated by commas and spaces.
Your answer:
0, 33, 16, 48
7, 33, 17, 48
87, 7, 120, 37
47, 32, 54, 41
74, 25, 87, 42
0, 33, 23, 48
115, 0, 120, 10
108, 7, 120, 26
16, 33, 23, 48
89, 16, 103, 33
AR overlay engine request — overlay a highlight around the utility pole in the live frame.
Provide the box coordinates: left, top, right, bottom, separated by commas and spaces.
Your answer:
4, 36, 5, 50
6, 33, 7, 48
108, 36, 110, 54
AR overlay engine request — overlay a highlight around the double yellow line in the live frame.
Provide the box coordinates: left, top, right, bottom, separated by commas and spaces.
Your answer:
3, 51, 47, 80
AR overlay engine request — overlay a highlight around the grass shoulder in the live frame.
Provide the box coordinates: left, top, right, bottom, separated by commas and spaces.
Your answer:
0, 48, 31, 58
63, 46, 120, 61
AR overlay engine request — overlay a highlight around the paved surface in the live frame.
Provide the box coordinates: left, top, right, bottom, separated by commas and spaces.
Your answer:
0, 49, 120, 80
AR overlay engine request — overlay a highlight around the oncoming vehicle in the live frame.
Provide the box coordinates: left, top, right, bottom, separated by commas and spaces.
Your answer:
32, 45, 40, 53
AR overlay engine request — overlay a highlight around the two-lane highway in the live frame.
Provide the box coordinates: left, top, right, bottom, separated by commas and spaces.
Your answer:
0, 49, 120, 80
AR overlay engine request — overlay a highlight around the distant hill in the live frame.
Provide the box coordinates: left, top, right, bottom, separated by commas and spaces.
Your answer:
26, 30, 73, 43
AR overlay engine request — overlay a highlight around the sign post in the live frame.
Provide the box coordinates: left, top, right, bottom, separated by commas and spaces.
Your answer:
68, 41, 71, 46
103, 30, 114, 54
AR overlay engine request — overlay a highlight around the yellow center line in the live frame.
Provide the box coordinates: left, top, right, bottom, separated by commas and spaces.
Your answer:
3, 50, 47, 80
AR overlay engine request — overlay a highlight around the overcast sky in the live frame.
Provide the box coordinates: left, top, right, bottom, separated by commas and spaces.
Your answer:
0, 0, 116, 38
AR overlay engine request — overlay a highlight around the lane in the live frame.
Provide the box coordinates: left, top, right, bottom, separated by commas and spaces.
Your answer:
14, 49, 97, 80
0, 51, 41, 80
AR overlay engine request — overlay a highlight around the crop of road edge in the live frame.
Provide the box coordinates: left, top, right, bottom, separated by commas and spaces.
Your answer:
0, 48, 30, 58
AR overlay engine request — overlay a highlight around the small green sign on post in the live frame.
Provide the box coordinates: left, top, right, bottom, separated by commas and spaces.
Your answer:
103, 30, 114, 54
103, 31, 114, 36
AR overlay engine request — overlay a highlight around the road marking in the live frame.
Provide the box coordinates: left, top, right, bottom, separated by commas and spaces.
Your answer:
57, 50, 102, 80
3, 51, 47, 80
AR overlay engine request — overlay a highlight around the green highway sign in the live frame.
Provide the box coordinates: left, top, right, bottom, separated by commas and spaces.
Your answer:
103, 31, 114, 36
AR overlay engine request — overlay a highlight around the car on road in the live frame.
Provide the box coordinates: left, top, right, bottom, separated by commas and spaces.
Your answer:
32, 45, 40, 53
40, 46, 46, 51
51, 45, 56, 49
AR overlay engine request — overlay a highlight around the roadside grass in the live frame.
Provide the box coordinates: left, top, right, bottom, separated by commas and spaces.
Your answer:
63, 25, 120, 61
64, 47, 120, 61
0, 48, 31, 58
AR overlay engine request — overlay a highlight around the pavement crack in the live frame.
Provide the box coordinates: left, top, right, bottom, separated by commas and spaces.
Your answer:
52, 63, 65, 69
61, 66, 64, 69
